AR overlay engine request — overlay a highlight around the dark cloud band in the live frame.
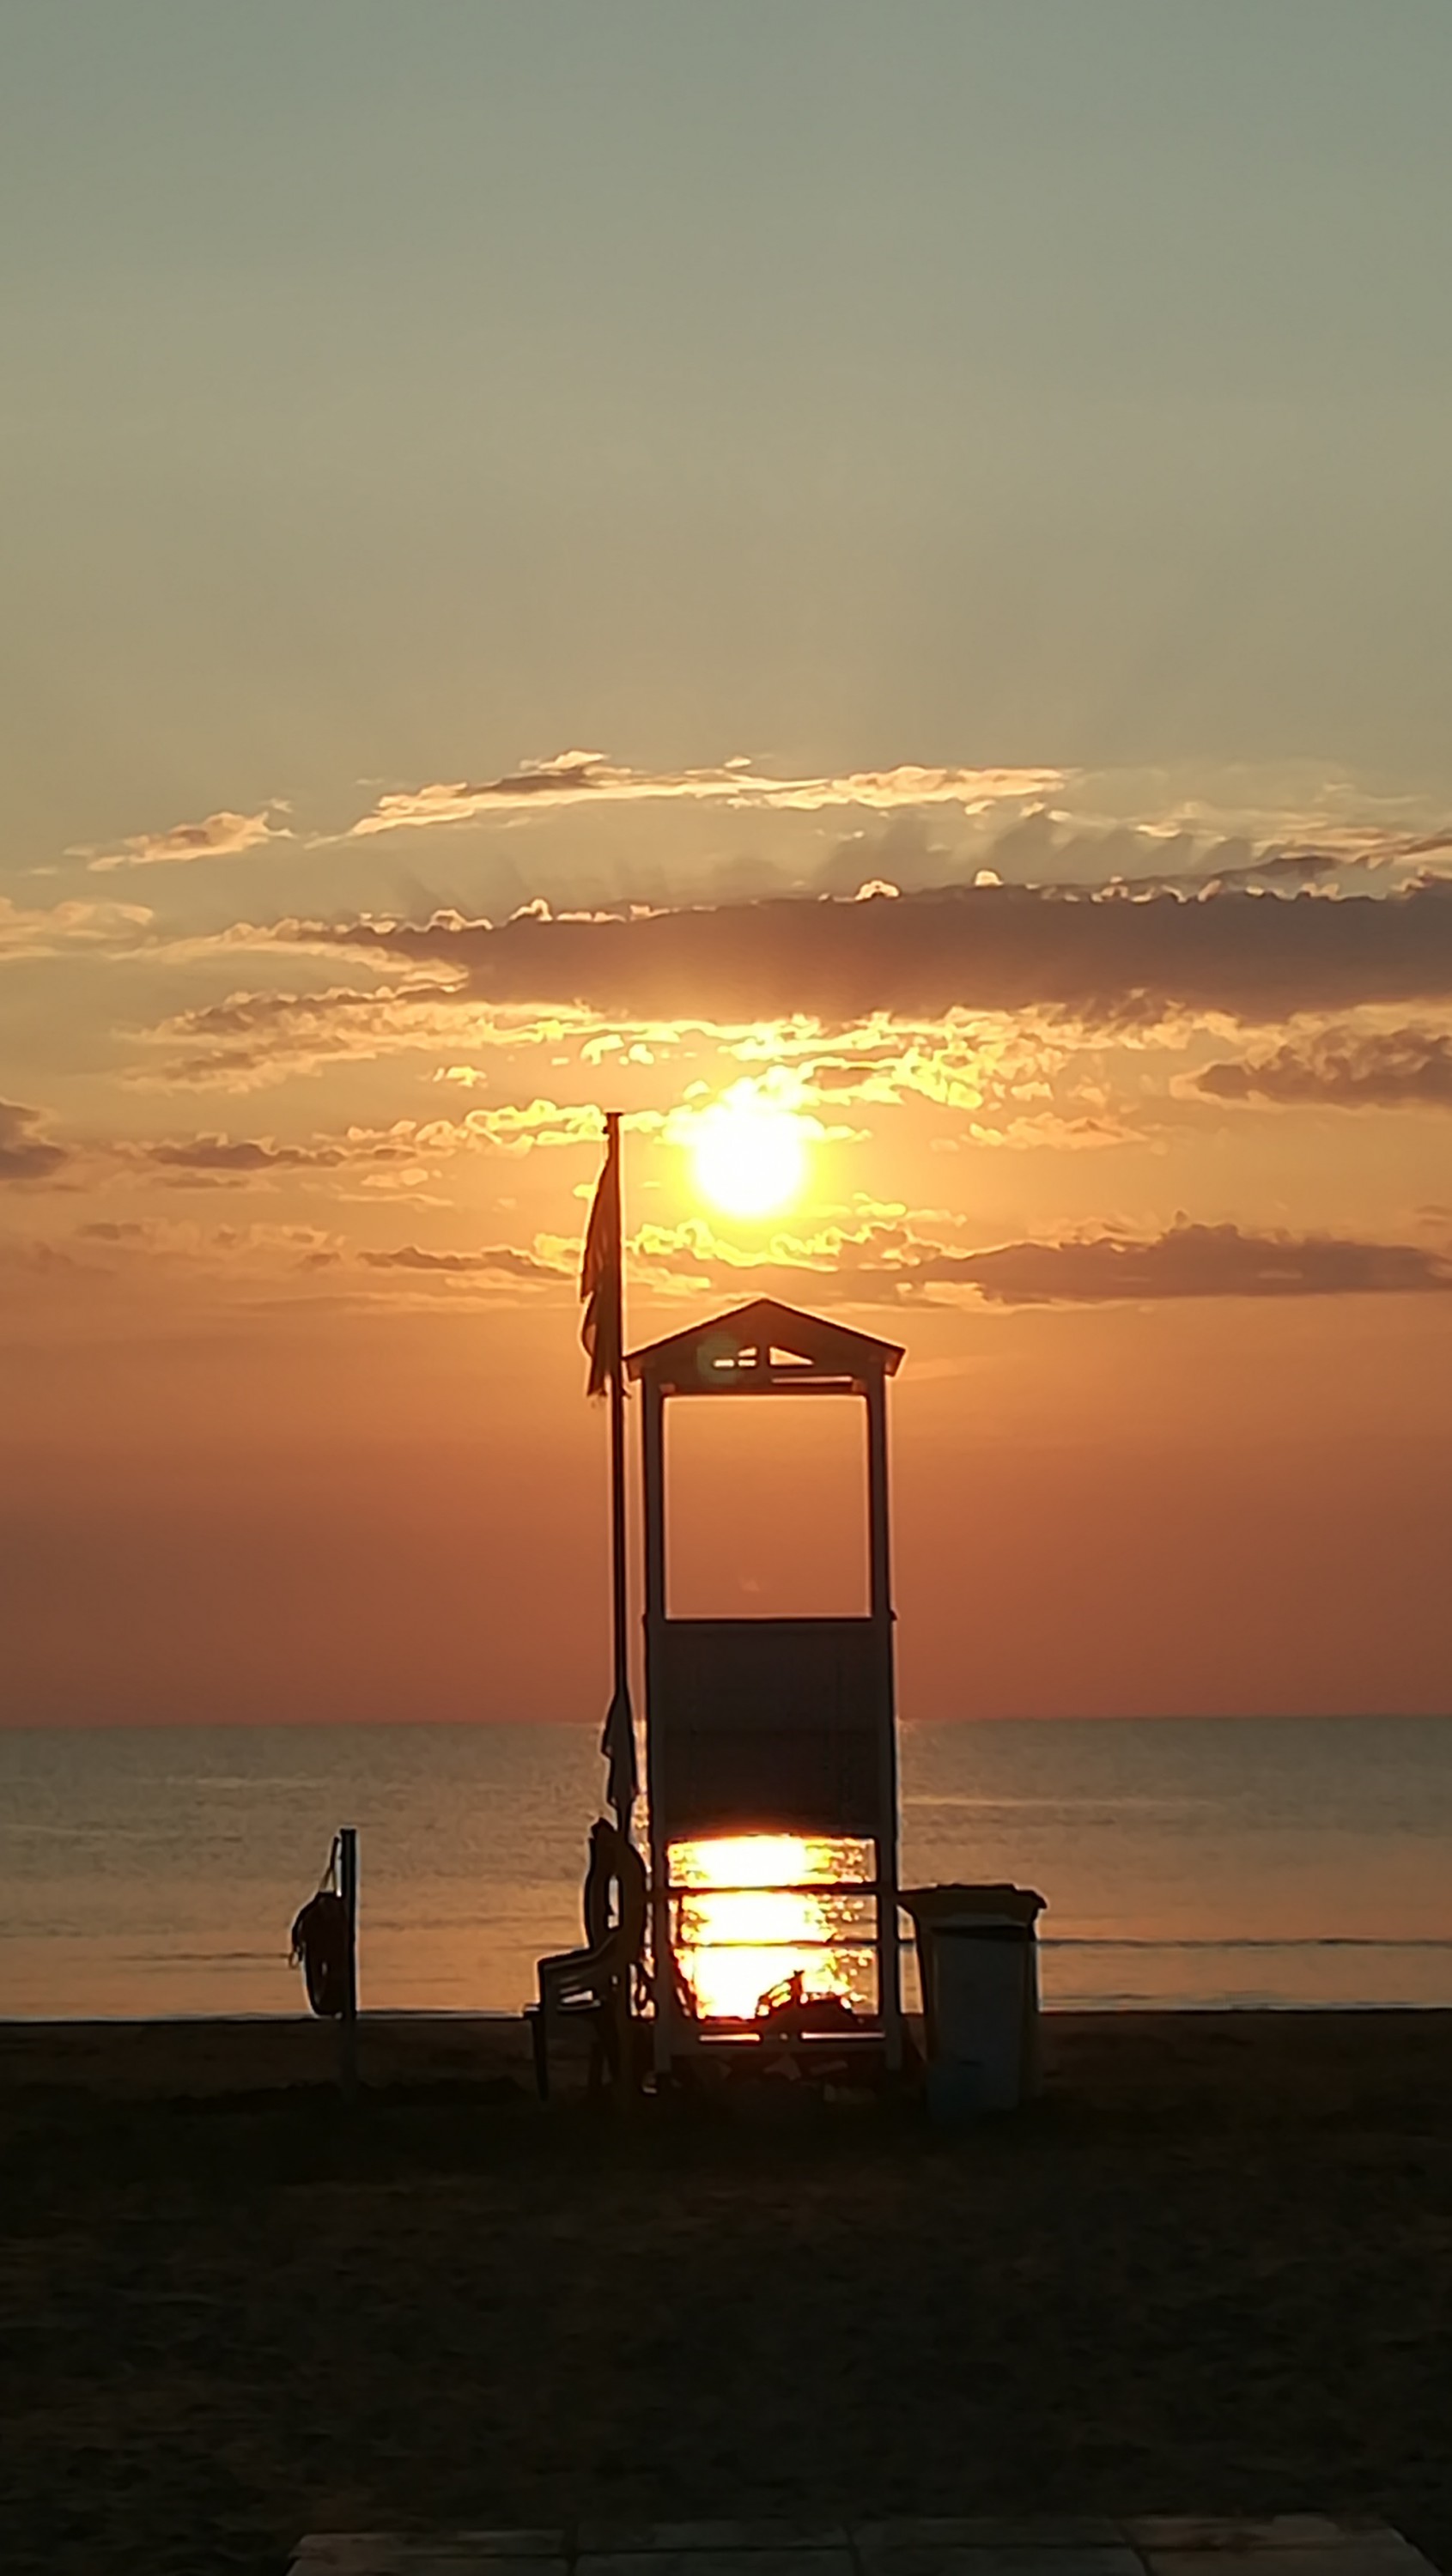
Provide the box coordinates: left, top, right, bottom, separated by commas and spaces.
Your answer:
1197, 1024, 1452, 1111
303, 875, 1452, 1029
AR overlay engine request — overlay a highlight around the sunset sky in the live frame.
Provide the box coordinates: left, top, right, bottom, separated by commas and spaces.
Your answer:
3, 3, 1450, 1727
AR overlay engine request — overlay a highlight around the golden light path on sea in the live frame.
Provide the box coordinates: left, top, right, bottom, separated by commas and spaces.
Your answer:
668, 1832, 876, 2020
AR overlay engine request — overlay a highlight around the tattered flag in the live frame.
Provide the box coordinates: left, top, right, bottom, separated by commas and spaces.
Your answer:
580, 1120, 622, 1398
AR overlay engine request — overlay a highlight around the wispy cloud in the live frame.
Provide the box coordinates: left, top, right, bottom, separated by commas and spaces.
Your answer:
122, 1103, 614, 1183
139, 1133, 359, 1176
914, 1220, 1452, 1304
730, 1016, 1134, 1145
66, 1214, 348, 1280
0, 1101, 71, 1183
454, 1097, 614, 1153
359, 1242, 568, 1282
1197, 829, 1452, 884
0, 894, 152, 960
632, 1212, 1452, 1307
127, 1123, 444, 1190
82, 808, 291, 873
31, 1198, 1445, 1319
1194, 1024, 1452, 1113
347, 752, 1065, 837
128, 981, 473, 1091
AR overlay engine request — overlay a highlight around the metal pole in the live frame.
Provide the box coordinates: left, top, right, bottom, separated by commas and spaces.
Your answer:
339, 1825, 359, 2101
866, 1382, 903, 2073
642, 1376, 672, 2081
604, 1112, 637, 2106
606, 1110, 630, 1836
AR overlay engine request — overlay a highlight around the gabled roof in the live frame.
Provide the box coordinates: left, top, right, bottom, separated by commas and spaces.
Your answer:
626, 1295, 904, 1391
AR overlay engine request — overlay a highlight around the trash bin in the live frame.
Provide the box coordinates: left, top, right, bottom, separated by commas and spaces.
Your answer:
901, 1883, 1046, 2114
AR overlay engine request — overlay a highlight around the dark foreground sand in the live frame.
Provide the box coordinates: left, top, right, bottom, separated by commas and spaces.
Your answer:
2, 2014, 1449, 2576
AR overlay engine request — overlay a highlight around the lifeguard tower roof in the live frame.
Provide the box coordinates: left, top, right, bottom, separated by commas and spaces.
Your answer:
626, 1295, 904, 1395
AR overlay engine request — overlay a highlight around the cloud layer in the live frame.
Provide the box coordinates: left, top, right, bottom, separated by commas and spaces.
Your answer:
883, 1219, 1452, 1305
359, 1242, 566, 1282
0, 1101, 70, 1183
131, 981, 471, 1090
85, 809, 289, 873
349, 1215, 1452, 1309
301, 874, 1452, 1031
348, 753, 1064, 836
1197, 1024, 1452, 1112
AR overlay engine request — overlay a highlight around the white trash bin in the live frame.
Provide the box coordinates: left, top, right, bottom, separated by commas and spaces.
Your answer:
902, 1883, 1046, 2115
932, 1920, 1030, 2110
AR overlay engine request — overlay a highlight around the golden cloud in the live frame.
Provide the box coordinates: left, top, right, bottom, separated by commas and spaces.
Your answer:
0, 895, 153, 960
83, 808, 291, 873
347, 752, 1065, 837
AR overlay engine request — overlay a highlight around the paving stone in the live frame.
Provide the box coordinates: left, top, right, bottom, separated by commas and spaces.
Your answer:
859, 2526, 1125, 2553
653, 2528, 851, 2553
859, 2546, 1142, 2576
451, 2540, 566, 2558
578, 2550, 854, 2576
1127, 2528, 1387, 2555
392, 2563, 561, 2576
292, 2545, 408, 2574
1138, 2546, 1436, 2576
291, 2549, 565, 2576
577, 2530, 848, 2555
291, 2520, 1442, 2576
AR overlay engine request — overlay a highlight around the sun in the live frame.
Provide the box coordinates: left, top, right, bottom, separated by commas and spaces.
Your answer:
689, 1082, 810, 1220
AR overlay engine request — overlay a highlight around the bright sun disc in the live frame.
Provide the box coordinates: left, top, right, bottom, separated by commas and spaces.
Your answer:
691, 1091, 808, 1219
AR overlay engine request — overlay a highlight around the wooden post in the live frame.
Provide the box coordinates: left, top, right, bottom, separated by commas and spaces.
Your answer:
338, 1826, 359, 2101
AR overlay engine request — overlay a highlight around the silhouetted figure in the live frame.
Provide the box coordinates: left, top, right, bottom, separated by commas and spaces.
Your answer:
581, 1814, 616, 1953
531, 1818, 647, 2098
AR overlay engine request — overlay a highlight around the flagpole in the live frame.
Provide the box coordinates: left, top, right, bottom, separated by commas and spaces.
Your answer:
580, 1108, 640, 2099
605, 1109, 631, 1847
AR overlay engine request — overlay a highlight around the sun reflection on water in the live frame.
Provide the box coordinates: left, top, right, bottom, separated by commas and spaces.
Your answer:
670, 1832, 875, 2020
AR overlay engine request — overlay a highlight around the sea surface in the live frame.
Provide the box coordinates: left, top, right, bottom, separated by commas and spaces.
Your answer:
1, 1717, 1449, 2019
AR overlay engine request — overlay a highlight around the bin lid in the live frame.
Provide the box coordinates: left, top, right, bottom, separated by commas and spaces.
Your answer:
900, 1881, 1046, 1927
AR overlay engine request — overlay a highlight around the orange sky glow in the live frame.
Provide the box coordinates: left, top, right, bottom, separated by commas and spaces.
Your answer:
3, 12, 1452, 1730
4, 855, 1451, 1725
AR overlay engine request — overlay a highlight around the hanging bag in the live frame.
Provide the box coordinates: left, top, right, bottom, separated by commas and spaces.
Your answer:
289, 1884, 350, 2019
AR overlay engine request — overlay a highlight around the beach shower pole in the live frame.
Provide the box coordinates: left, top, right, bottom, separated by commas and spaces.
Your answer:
339, 1826, 359, 2100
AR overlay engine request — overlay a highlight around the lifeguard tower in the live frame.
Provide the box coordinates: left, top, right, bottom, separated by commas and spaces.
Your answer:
626, 1296, 905, 2080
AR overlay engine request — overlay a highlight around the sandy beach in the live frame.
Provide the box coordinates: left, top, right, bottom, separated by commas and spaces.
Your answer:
2, 2011, 1449, 2576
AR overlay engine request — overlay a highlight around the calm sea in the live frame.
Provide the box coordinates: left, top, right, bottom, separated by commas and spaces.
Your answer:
1, 1717, 1449, 2019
